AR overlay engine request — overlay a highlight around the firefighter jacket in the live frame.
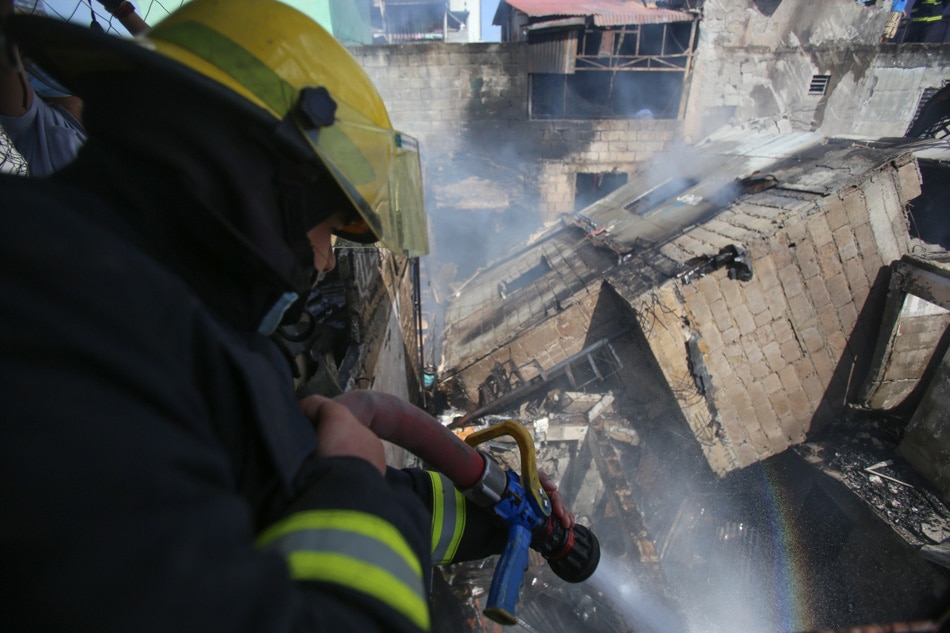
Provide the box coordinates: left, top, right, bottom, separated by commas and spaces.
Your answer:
0, 137, 500, 632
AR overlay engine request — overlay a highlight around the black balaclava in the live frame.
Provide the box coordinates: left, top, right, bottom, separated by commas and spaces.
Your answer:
55, 72, 342, 334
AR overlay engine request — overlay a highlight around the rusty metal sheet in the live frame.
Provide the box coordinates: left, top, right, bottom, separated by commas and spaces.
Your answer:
528, 29, 578, 74
503, 0, 695, 25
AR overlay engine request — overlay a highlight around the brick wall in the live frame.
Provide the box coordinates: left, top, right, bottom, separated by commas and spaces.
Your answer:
624, 156, 920, 475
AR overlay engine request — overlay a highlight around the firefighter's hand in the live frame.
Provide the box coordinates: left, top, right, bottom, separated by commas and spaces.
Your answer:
539, 470, 575, 530
298, 395, 387, 476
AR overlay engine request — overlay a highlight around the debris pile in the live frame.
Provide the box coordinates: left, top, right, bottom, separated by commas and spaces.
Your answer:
795, 412, 950, 556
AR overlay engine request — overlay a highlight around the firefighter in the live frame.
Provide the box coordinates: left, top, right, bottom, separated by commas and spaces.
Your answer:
0, 0, 542, 631
906, 0, 949, 42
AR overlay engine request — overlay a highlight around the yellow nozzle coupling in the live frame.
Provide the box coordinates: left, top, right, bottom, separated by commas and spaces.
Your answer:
464, 420, 551, 517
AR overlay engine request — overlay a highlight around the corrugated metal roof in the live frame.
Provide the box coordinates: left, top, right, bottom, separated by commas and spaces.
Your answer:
502, 0, 695, 26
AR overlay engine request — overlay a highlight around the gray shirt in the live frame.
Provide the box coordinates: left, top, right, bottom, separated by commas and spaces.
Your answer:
0, 95, 86, 178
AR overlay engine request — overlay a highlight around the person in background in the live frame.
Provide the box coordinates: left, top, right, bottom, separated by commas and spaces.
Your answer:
95, 0, 149, 36
0, 1, 578, 631
0, 0, 147, 176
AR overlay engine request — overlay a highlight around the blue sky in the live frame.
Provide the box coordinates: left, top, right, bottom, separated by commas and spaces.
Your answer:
482, 0, 501, 41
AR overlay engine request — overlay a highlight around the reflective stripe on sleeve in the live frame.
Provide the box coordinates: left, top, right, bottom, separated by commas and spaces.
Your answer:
257, 510, 430, 631
427, 471, 466, 565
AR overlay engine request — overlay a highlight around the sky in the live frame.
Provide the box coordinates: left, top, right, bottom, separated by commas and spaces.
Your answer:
482, 0, 501, 41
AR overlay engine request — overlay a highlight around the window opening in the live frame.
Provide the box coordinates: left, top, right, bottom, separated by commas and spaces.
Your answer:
529, 19, 698, 120
499, 258, 551, 297
575, 172, 629, 211
910, 87, 941, 132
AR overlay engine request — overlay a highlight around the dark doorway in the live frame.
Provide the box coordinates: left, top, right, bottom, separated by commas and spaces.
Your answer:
575, 172, 628, 211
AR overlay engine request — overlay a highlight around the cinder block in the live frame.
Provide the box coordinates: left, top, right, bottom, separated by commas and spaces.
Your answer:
786, 220, 808, 245
780, 338, 804, 364
754, 255, 780, 289
773, 318, 795, 343
807, 214, 834, 249
805, 276, 832, 310
827, 274, 852, 308
787, 388, 812, 419
741, 334, 765, 363
833, 226, 860, 262
759, 340, 782, 372
778, 412, 805, 443
754, 309, 774, 328
819, 304, 842, 334
720, 276, 743, 306
765, 284, 789, 315
737, 205, 785, 224
732, 213, 778, 234
895, 158, 923, 205
801, 370, 825, 407
749, 358, 771, 380
732, 304, 757, 335
843, 187, 869, 227
788, 293, 817, 326
694, 275, 723, 306
795, 241, 822, 280
839, 301, 859, 335
691, 227, 736, 251
686, 295, 714, 325
761, 372, 782, 395
734, 362, 755, 389
748, 382, 778, 429
735, 442, 761, 467
823, 193, 850, 231
801, 326, 826, 355
769, 235, 794, 268
778, 265, 805, 298
743, 283, 769, 316
810, 348, 836, 381
827, 330, 848, 360
722, 326, 740, 345
843, 257, 870, 299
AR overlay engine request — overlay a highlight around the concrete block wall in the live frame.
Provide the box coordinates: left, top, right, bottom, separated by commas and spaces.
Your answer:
627, 157, 919, 475
449, 289, 604, 405
685, 0, 950, 141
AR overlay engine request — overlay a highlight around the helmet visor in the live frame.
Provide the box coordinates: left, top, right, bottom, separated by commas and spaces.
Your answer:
299, 108, 428, 258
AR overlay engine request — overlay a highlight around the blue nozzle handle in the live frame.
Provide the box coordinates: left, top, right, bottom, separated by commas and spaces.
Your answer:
484, 522, 533, 625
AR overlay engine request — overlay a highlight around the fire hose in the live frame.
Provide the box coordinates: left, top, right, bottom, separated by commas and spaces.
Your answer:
333, 392, 601, 625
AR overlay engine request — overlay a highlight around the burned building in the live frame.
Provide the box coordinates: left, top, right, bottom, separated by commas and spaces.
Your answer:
261, 0, 950, 629
347, 1, 950, 629
431, 131, 950, 631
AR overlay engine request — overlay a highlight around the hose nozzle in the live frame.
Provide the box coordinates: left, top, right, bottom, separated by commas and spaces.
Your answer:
532, 517, 600, 583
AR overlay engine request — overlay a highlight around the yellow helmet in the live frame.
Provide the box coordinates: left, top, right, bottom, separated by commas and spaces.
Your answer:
9, 0, 428, 256
148, 0, 428, 256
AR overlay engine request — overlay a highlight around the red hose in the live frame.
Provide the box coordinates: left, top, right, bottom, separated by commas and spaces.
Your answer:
334, 390, 485, 489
